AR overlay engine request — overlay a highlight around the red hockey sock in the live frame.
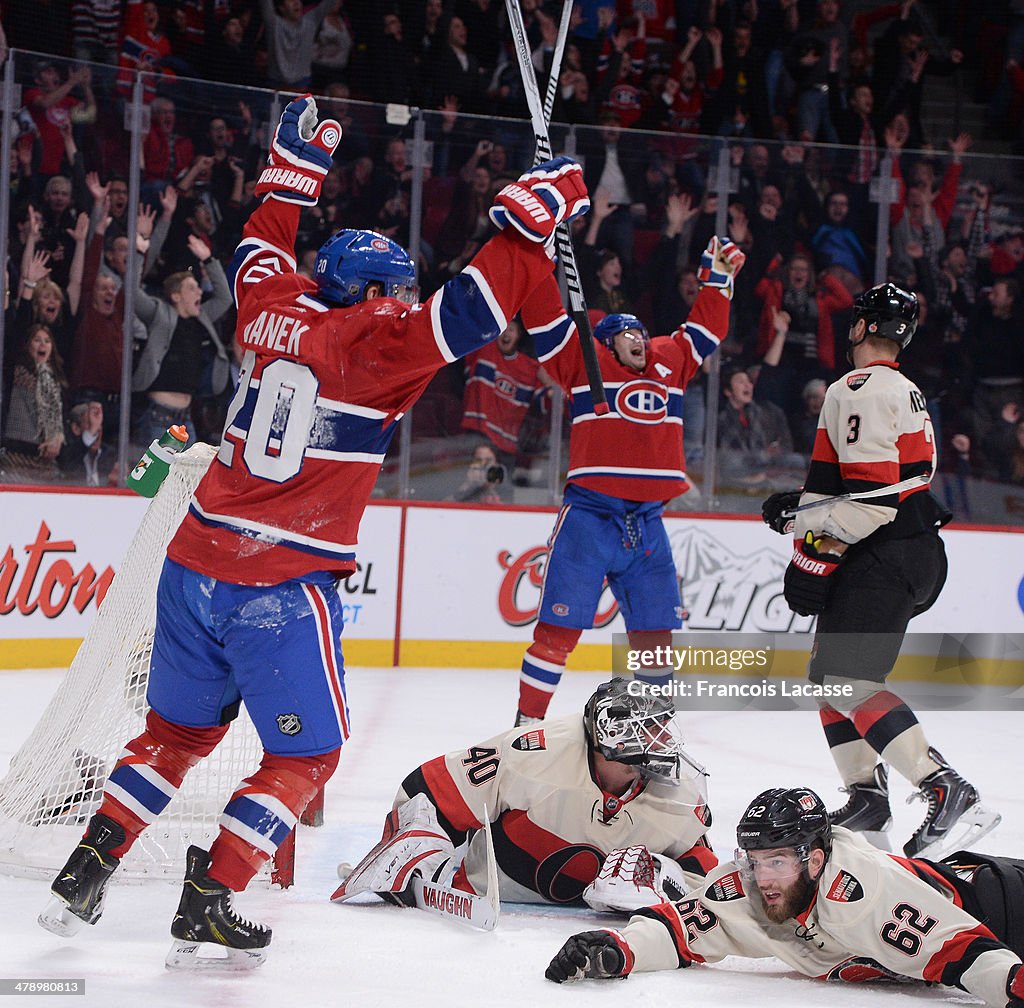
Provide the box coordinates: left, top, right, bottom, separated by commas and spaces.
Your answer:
209, 748, 340, 891
518, 623, 581, 719
98, 710, 228, 858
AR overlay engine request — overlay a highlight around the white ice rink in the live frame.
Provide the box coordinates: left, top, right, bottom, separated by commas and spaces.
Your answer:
2, 664, 1022, 1008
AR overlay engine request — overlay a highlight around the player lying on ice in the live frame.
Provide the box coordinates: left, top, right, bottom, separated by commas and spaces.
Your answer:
332, 678, 717, 911
545, 785, 1024, 1008
37, 94, 590, 969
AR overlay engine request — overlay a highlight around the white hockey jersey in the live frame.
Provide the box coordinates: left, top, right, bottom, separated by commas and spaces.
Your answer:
797, 361, 945, 545
617, 828, 1020, 1007
396, 715, 715, 904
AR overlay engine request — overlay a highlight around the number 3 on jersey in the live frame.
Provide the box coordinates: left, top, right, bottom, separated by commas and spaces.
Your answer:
218, 349, 321, 482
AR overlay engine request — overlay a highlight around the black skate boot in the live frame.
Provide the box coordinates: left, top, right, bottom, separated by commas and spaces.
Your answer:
904, 749, 1001, 860
828, 764, 892, 850
39, 812, 124, 937
166, 845, 272, 970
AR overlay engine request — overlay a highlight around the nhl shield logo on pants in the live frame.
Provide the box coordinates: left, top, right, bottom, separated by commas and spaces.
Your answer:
277, 713, 303, 736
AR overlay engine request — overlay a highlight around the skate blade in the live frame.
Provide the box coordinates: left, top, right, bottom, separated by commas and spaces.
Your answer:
38, 896, 85, 937
911, 803, 1002, 861
165, 939, 267, 971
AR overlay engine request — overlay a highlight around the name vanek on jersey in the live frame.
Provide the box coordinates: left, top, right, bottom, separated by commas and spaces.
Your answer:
396, 715, 716, 904
168, 199, 553, 586
521, 273, 731, 503
617, 829, 1018, 1008
796, 361, 940, 545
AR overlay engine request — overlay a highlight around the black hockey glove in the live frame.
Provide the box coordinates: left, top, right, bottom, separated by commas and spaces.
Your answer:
545, 930, 631, 984
762, 490, 802, 535
783, 533, 844, 616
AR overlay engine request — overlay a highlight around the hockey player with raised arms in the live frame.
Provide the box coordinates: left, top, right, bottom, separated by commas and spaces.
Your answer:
512, 237, 746, 725
332, 678, 717, 910
38, 95, 589, 968
762, 283, 1000, 861
546, 785, 1024, 1008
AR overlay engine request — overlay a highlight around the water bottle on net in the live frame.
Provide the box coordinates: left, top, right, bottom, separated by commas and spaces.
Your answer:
128, 425, 189, 498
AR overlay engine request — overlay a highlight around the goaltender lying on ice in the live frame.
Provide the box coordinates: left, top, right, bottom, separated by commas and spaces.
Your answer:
331, 679, 718, 927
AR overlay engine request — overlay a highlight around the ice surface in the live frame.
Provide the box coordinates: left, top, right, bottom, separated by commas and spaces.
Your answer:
1, 665, 1019, 1007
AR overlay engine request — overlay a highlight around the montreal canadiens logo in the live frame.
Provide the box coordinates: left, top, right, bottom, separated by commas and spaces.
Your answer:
614, 380, 669, 424
371, 238, 389, 251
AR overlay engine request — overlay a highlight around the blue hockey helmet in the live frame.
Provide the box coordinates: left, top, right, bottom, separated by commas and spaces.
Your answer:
314, 229, 417, 307
593, 313, 649, 350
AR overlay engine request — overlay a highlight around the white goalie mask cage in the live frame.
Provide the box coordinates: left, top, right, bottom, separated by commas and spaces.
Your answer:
585, 678, 706, 791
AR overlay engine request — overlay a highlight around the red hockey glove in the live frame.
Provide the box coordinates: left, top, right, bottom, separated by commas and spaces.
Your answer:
489, 157, 589, 244
254, 94, 342, 206
698, 236, 746, 299
545, 930, 633, 984
783, 532, 845, 616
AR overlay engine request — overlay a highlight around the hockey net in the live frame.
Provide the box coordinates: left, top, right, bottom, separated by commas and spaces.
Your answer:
0, 443, 309, 884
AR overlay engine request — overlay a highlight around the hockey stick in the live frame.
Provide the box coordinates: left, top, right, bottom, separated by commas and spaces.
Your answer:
782, 473, 931, 518
542, 0, 573, 127
505, 0, 609, 415
409, 804, 500, 931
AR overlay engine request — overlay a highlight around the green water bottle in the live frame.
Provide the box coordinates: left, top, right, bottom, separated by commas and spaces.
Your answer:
128, 425, 189, 498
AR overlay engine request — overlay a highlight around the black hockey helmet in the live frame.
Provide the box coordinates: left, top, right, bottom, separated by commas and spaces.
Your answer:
736, 787, 832, 859
851, 282, 919, 350
584, 677, 687, 786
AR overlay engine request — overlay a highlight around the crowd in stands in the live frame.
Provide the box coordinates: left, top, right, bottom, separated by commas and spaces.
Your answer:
1, 0, 1022, 516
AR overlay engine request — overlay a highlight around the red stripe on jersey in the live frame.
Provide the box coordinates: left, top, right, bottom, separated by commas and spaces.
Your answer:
501, 810, 599, 882
811, 427, 839, 462
677, 843, 719, 875
840, 459, 900, 485
849, 691, 903, 734
895, 428, 933, 466
654, 902, 707, 964
420, 756, 481, 834
923, 926, 998, 983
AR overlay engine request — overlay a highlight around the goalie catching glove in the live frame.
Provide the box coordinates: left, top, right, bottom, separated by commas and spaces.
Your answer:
698, 236, 746, 299
583, 845, 689, 913
784, 531, 845, 616
489, 157, 589, 245
330, 793, 455, 906
545, 930, 633, 984
254, 94, 342, 206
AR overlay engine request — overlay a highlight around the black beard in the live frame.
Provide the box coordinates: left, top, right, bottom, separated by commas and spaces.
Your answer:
759, 874, 815, 923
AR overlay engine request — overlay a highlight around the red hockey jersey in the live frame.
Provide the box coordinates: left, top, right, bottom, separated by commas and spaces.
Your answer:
461, 343, 543, 455
521, 273, 731, 502
167, 199, 554, 586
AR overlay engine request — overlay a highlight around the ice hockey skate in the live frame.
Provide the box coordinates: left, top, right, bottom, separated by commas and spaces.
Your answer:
165, 846, 271, 970
904, 750, 1001, 860
828, 764, 892, 851
38, 813, 124, 937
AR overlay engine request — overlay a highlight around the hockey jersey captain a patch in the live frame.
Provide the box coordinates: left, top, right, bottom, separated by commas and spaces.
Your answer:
825, 870, 864, 902
511, 730, 546, 751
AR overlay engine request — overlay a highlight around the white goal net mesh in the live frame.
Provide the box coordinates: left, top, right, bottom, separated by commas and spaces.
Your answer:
0, 444, 268, 880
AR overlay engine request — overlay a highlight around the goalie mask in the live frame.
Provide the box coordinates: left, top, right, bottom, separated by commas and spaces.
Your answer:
314, 229, 417, 307
583, 677, 697, 787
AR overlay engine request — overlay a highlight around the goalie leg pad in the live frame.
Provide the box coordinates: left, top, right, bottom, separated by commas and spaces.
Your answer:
211, 748, 339, 891
332, 793, 456, 903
